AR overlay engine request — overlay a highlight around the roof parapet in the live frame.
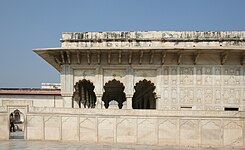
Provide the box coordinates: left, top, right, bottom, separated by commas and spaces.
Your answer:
61, 31, 245, 42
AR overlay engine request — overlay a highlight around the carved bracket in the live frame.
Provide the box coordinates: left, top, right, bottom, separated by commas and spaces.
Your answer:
60, 51, 71, 64
97, 50, 101, 65
61, 51, 65, 64
128, 51, 132, 65
220, 50, 228, 65
193, 51, 200, 65
76, 51, 80, 64
177, 51, 182, 65
139, 50, 144, 64
66, 51, 71, 64
240, 52, 245, 65
108, 50, 111, 64
118, 50, 122, 64
149, 50, 154, 64
161, 50, 167, 65
53, 55, 61, 65
86, 50, 90, 65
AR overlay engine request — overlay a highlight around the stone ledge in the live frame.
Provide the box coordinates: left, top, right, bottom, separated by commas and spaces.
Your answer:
28, 107, 244, 118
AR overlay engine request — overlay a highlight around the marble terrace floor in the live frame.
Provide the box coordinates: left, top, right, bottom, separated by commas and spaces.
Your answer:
0, 140, 244, 150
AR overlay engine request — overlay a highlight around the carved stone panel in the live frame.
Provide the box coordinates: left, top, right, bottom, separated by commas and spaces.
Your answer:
214, 88, 221, 104
180, 119, 199, 146
163, 67, 169, 85
223, 121, 243, 146
134, 69, 157, 85
196, 67, 202, 85
201, 120, 221, 146
158, 119, 178, 145
180, 67, 194, 85
74, 69, 95, 84
116, 118, 137, 144
223, 67, 241, 86
98, 118, 116, 143
203, 67, 213, 85
214, 67, 221, 85
62, 116, 79, 141
170, 88, 178, 104
137, 118, 157, 145
195, 88, 203, 104
203, 88, 213, 104
163, 88, 169, 104
170, 67, 177, 85
80, 117, 97, 143
103, 69, 127, 86
44, 116, 61, 140
223, 88, 240, 104
27, 115, 43, 140
180, 88, 194, 104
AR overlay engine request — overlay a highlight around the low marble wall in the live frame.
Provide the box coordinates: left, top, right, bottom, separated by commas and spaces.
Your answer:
0, 106, 244, 147
23, 108, 245, 148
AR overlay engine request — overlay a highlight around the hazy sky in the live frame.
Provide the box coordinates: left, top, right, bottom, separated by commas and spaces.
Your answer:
0, 0, 245, 88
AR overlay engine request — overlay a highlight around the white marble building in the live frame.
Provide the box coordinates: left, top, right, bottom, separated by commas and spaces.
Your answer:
35, 31, 245, 111
0, 31, 245, 148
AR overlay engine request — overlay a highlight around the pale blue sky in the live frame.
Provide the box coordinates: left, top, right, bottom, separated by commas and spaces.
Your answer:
0, 0, 245, 88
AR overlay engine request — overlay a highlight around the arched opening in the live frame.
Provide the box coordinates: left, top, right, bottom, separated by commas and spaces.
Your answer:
72, 79, 97, 108
9, 109, 25, 139
102, 79, 126, 109
132, 79, 156, 109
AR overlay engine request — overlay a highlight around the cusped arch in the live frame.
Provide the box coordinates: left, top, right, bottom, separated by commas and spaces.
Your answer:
9, 109, 25, 137
72, 79, 97, 108
132, 79, 156, 109
102, 79, 126, 109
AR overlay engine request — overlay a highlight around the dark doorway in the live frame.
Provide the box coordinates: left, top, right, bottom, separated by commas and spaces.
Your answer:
72, 79, 96, 108
132, 79, 156, 109
9, 109, 25, 139
102, 79, 126, 109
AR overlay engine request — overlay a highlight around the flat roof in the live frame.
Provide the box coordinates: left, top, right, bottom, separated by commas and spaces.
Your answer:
0, 88, 61, 95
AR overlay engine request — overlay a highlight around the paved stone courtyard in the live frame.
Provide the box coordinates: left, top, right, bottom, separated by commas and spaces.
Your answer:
9, 131, 24, 139
0, 140, 244, 150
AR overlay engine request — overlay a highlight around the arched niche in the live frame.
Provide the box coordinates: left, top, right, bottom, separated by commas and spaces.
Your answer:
132, 79, 156, 109
102, 79, 126, 109
72, 79, 97, 108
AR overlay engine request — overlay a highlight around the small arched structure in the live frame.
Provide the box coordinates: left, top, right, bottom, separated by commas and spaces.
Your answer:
9, 109, 25, 139
132, 79, 156, 109
102, 79, 126, 109
72, 79, 96, 108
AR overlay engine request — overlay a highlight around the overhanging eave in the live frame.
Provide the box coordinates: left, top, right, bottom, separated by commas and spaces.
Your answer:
33, 46, 245, 72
